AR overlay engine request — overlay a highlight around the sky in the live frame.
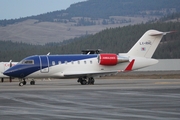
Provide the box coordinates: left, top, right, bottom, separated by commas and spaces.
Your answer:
0, 0, 86, 20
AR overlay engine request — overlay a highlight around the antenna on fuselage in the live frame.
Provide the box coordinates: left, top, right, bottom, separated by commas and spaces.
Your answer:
47, 52, 50, 55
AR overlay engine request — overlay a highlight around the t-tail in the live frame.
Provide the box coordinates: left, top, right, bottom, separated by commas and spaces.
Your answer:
127, 30, 174, 58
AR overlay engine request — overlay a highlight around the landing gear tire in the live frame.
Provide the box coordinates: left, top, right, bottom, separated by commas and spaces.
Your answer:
81, 80, 87, 85
19, 78, 26, 86
78, 77, 95, 85
30, 80, 35, 85
23, 80, 27, 85
19, 82, 24, 86
88, 77, 94, 85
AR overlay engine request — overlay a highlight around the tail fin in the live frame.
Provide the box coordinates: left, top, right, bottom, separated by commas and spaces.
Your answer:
127, 30, 172, 58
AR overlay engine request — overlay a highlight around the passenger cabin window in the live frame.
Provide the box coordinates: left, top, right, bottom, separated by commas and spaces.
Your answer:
52, 61, 55, 65
21, 60, 34, 64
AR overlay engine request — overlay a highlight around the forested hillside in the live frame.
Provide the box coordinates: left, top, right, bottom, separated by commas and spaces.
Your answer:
0, 0, 180, 45
0, 0, 180, 26
0, 21, 179, 61
0, 0, 180, 61
66, 0, 180, 18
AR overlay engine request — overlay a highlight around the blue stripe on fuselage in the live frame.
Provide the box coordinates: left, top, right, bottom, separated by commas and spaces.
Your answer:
48, 54, 97, 66
4, 54, 97, 78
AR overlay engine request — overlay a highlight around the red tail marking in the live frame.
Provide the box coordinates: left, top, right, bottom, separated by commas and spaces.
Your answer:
124, 59, 135, 71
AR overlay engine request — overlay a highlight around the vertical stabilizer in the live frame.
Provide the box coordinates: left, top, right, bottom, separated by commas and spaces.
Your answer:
127, 30, 169, 58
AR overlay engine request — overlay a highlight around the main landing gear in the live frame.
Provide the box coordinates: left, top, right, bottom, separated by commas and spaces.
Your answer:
19, 78, 35, 86
77, 77, 95, 85
1, 78, 4, 82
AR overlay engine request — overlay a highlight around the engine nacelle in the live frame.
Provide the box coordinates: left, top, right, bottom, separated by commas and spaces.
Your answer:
98, 54, 118, 66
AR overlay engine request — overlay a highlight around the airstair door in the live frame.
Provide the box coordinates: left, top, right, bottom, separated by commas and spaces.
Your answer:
39, 56, 49, 73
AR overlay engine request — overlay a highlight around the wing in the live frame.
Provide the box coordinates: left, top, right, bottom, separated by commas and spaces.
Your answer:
53, 59, 135, 78
63, 70, 120, 78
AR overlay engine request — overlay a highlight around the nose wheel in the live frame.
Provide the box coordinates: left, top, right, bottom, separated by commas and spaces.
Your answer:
18, 78, 35, 86
19, 79, 26, 86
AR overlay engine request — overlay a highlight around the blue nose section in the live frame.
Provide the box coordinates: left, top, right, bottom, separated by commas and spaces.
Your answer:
3, 69, 14, 77
3, 70, 10, 76
3, 64, 40, 78
3, 67, 24, 78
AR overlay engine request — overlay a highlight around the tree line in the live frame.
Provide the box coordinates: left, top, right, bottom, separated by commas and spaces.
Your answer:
0, 21, 180, 61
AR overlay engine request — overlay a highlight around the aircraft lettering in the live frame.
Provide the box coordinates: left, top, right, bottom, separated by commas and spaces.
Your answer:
139, 41, 151, 45
4, 64, 16, 67
102, 57, 116, 59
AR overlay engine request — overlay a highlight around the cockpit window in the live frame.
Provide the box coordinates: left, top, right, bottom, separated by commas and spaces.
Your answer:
19, 60, 34, 64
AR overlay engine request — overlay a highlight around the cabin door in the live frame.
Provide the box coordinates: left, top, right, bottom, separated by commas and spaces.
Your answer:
39, 56, 49, 73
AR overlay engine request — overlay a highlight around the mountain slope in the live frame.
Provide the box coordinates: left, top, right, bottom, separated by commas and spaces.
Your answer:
0, 21, 180, 61
0, 0, 180, 44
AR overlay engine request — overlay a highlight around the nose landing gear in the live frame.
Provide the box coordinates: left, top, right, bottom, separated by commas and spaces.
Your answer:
19, 78, 26, 86
19, 78, 35, 86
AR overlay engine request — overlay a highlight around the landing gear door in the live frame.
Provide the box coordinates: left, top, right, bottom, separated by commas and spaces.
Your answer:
39, 56, 49, 73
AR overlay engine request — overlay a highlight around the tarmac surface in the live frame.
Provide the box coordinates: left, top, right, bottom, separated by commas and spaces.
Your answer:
0, 79, 180, 120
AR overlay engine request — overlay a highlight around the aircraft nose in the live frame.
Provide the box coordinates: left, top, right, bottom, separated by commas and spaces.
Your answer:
3, 67, 26, 78
3, 69, 12, 76
4, 69, 20, 78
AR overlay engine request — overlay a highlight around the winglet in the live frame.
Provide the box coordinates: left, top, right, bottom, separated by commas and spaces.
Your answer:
124, 59, 135, 71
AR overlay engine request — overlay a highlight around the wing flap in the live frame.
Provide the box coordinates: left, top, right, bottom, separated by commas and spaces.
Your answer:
63, 71, 120, 78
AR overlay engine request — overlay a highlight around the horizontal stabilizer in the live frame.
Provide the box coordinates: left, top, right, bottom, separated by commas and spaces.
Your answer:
150, 31, 177, 36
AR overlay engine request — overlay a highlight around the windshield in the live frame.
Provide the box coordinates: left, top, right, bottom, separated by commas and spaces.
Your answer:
18, 60, 34, 64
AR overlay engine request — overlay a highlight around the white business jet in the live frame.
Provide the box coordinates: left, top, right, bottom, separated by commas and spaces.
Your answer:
4, 30, 173, 86
0, 60, 17, 82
